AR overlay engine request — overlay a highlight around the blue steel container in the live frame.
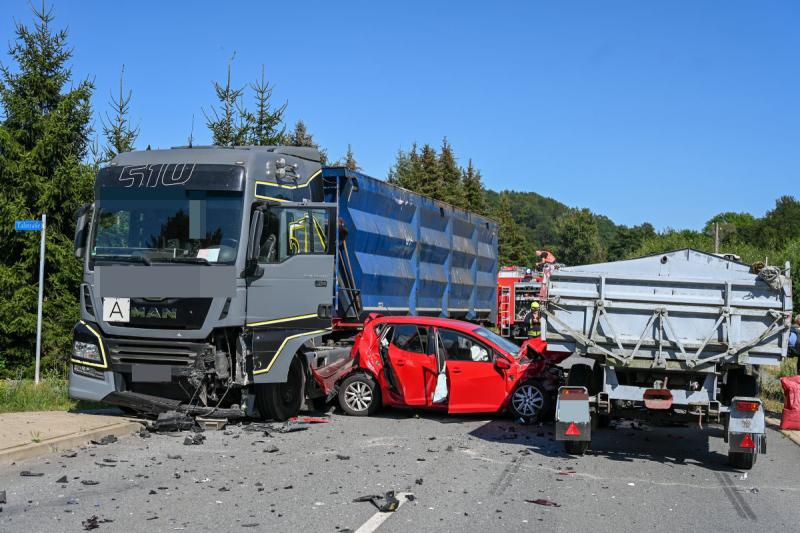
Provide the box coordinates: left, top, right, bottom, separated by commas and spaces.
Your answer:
322, 168, 498, 324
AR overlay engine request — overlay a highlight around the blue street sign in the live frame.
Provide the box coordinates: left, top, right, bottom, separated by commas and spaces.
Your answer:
15, 220, 43, 231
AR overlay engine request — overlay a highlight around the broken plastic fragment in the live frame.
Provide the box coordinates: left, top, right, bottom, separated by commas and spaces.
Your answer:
525, 499, 561, 507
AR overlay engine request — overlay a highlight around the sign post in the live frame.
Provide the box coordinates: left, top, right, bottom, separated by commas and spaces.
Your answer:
15, 215, 46, 384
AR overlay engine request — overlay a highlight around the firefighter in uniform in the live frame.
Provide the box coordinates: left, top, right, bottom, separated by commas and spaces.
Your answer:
523, 301, 541, 338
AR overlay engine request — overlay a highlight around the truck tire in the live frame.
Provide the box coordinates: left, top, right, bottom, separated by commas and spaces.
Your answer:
729, 450, 757, 470
255, 356, 305, 421
509, 381, 550, 422
564, 440, 589, 455
339, 373, 381, 416
567, 364, 593, 388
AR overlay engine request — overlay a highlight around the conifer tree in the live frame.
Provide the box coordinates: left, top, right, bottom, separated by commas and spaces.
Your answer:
339, 144, 358, 170
101, 64, 138, 161
418, 143, 446, 200
284, 120, 327, 164
438, 137, 466, 208
246, 65, 286, 146
0, 2, 94, 376
462, 159, 487, 215
495, 192, 528, 266
204, 58, 251, 146
388, 143, 421, 189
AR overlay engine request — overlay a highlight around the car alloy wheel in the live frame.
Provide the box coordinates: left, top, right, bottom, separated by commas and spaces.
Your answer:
512, 383, 544, 417
344, 380, 373, 412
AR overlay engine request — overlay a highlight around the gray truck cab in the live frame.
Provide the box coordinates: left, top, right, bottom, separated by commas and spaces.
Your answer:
70, 146, 337, 420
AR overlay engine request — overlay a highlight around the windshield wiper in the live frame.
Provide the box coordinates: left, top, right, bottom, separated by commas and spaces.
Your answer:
93, 254, 152, 266
152, 257, 211, 265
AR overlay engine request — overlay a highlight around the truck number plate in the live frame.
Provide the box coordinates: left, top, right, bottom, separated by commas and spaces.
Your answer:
102, 297, 130, 323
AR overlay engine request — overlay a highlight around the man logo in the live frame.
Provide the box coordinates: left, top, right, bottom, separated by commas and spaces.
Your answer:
102, 298, 130, 323
130, 306, 178, 320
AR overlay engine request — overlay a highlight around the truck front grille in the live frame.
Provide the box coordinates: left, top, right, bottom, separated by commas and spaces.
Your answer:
107, 338, 207, 366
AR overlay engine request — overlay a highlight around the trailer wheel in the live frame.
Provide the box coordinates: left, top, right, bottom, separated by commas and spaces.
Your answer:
729, 450, 757, 470
567, 364, 593, 387
509, 381, 550, 422
564, 440, 589, 456
256, 357, 305, 421
339, 373, 381, 416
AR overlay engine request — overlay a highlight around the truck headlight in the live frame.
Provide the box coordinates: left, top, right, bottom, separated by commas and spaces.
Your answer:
72, 340, 102, 363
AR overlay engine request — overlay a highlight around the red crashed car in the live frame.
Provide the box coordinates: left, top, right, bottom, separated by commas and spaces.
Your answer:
314, 315, 569, 421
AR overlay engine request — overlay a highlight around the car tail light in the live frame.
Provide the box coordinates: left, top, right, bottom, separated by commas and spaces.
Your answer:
565, 422, 581, 437
735, 401, 760, 412
739, 433, 755, 449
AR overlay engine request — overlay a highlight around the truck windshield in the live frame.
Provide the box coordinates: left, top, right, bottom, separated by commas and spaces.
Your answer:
91, 189, 244, 265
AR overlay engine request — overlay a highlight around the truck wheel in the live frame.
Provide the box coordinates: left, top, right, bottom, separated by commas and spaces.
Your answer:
510, 381, 550, 422
564, 440, 589, 455
729, 450, 757, 470
256, 357, 305, 421
339, 373, 381, 416
567, 364, 592, 387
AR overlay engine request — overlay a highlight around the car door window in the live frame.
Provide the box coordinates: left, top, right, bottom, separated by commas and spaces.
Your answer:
390, 324, 429, 354
438, 329, 491, 362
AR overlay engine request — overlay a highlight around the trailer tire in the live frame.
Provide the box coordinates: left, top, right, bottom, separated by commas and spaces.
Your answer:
564, 440, 589, 455
729, 450, 757, 470
567, 364, 593, 388
339, 373, 381, 416
255, 356, 306, 421
509, 381, 550, 422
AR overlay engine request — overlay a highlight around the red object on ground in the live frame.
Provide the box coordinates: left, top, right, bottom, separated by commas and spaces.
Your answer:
780, 375, 800, 430
288, 416, 330, 424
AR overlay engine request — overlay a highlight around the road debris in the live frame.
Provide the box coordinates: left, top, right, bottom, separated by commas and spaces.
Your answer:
56, 475, 68, 484
82, 515, 113, 530
336, 454, 350, 460
90, 435, 118, 446
183, 434, 206, 446
196, 417, 227, 431
19, 470, 44, 477
263, 445, 279, 453
525, 499, 561, 507
153, 411, 196, 432
353, 491, 401, 512
81, 480, 100, 486
62, 451, 78, 458
0, 490, 6, 504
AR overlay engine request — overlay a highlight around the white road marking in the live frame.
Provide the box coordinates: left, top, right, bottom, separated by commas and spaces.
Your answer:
354, 492, 413, 533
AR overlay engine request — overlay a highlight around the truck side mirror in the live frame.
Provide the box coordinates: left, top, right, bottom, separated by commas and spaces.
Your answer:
245, 210, 264, 277
74, 203, 92, 259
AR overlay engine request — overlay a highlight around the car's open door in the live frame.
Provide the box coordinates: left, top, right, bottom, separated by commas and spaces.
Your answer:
437, 327, 509, 413
385, 324, 437, 406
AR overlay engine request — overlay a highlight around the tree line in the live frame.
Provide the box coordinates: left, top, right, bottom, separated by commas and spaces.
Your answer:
0, 4, 796, 378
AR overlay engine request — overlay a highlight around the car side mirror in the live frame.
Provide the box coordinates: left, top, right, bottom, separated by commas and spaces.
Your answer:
495, 356, 512, 370
245, 210, 264, 277
74, 203, 92, 259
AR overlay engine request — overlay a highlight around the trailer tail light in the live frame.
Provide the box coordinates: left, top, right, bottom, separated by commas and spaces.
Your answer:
735, 401, 760, 412
643, 388, 673, 410
739, 433, 755, 449
565, 422, 581, 437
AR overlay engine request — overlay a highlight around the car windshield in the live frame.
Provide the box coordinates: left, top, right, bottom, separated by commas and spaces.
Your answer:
473, 327, 520, 357
91, 189, 244, 265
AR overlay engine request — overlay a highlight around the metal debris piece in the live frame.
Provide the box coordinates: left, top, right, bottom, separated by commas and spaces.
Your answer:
353, 491, 401, 512
56, 475, 68, 484
81, 480, 100, 486
20, 471, 44, 477
525, 499, 560, 507
336, 454, 350, 460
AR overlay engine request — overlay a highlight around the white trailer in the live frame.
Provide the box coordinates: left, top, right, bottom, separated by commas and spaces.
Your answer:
544, 249, 792, 469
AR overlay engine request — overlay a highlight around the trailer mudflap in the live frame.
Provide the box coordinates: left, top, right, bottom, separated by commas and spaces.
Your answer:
555, 386, 591, 441
728, 396, 767, 454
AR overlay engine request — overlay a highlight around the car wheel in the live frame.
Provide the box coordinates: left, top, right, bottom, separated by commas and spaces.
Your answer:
339, 373, 381, 416
510, 381, 550, 422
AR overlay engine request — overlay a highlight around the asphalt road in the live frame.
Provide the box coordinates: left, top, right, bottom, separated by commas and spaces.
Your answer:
1, 408, 799, 533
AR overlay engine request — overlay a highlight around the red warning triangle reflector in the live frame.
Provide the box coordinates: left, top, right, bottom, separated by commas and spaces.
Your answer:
740, 433, 755, 449
565, 422, 581, 437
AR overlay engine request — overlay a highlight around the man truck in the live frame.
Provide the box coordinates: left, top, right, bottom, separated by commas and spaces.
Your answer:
69, 146, 498, 420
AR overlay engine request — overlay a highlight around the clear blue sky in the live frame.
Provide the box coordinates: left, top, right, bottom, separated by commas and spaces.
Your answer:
2, 1, 798, 230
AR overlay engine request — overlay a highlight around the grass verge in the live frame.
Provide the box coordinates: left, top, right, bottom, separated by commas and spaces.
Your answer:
0, 377, 104, 414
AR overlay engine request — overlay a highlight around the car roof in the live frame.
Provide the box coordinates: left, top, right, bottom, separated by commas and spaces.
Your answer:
373, 315, 480, 332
